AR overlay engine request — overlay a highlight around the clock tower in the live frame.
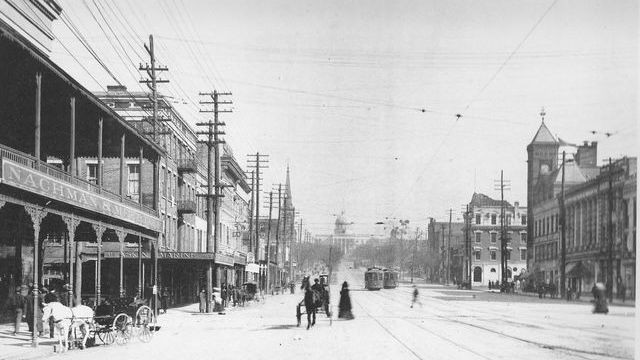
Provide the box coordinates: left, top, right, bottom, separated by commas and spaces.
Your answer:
526, 109, 559, 264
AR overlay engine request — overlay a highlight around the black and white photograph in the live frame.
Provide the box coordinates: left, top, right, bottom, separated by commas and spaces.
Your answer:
0, 1, 637, 359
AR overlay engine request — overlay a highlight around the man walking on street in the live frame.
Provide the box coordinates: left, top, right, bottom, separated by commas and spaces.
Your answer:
411, 285, 421, 308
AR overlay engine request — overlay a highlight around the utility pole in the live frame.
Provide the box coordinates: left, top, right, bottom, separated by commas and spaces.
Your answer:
606, 157, 614, 302
265, 191, 274, 293
298, 217, 303, 280
494, 170, 511, 291
440, 224, 445, 284
247, 171, 255, 253
247, 153, 269, 290
411, 228, 419, 283
448, 209, 453, 285
464, 204, 472, 289
196, 90, 232, 312
289, 207, 297, 285
559, 151, 567, 299
274, 184, 283, 289
281, 191, 289, 285
139, 35, 168, 141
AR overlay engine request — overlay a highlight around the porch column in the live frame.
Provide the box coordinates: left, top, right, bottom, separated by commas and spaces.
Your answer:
34, 73, 41, 164
75, 241, 83, 307
115, 230, 125, 297
153, 238, 158, 317
138, 235, 142, 298
62, 216, 78, 306
69, 97, 76, 176
93, 224, 106, 305
120, 133, 126, 200
153, 156, 159, 210
139, 146, 144, 206
25, 206, 46, 348
98, 118, 103, 189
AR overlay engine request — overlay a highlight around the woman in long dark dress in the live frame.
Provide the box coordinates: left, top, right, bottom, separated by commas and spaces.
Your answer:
338, 281, 354, 320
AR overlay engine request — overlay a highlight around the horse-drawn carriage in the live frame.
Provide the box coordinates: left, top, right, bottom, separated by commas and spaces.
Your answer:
90, 297, 157, 346
296, 275, 332, 329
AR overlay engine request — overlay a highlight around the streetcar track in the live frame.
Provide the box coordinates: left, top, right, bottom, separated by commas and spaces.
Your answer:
366, 284, 632, 360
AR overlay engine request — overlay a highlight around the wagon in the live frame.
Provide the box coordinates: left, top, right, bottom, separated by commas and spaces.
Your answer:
90, 298, 157, 346
296, 276, 332, 327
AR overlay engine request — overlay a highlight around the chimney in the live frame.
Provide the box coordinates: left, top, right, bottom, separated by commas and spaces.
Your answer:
575, 141, 598, 168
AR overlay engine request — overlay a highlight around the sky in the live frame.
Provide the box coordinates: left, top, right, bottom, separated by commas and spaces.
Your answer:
50, 0, 638, 235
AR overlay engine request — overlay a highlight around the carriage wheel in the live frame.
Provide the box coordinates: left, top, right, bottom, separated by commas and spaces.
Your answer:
113, 314, 131, 345
296, 305, 302, 327
97, 329, 115, 346
135, 305, 156, 342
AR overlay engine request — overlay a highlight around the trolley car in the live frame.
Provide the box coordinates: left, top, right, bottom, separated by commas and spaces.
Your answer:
383, 268, 399, 289
364, 267, 384, 290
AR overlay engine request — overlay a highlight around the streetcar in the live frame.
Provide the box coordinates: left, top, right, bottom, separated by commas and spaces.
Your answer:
383, 268, 399, 289
364, 267, 384, 290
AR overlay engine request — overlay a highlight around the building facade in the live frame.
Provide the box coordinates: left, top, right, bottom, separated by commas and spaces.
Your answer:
527, 120, 636, 298
467, 193, 527, 287
0, 0, 163, 323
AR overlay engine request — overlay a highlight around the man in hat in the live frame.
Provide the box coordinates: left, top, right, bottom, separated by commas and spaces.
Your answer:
5, 287, 26, 335
25, 286, 43, 336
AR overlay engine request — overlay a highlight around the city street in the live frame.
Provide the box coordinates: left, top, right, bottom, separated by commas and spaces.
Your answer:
14, 264, 630, 360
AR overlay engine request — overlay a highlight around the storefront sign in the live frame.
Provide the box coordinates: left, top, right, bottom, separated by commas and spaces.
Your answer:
160, 252, 215, 260
215, 253, 234, 266
234, 254, 246, 265
102, 251, 150, 259
1, 159, 161, 232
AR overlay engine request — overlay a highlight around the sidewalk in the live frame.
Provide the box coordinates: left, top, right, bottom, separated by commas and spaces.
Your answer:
0, 297, 271, 360
0, 324, 56, 360
478, 286, 636, 307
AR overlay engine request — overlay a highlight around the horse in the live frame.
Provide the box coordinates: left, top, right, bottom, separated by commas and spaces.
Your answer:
42, 302, 73, 352
302, 281, 320, 330
42, 302, 95, 351
70, 304, 95, 349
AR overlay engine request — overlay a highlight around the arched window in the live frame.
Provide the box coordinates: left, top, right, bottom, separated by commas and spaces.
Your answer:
490, 268, 496, 273
473, 267, 482, 282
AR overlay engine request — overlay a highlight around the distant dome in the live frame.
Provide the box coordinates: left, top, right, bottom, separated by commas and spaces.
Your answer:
334, 211, 349, 235
335, 212, 349, 226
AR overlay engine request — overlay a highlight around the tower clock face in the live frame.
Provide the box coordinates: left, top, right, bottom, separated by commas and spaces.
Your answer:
540, 163, 550, 175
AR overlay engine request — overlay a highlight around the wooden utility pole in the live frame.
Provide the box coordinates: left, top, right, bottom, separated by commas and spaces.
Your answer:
247, 153, 269, 290
265, 191, 274, 293
440, 224, 445, 284
139, 35, 168, 141
559, 151, 567, 299
274, 184, 283, 287
447, 209, 453, 285
606, 157, 614, 302
247, 171, 255, 253
494, 170, 511, 290
197, 90, 232, 312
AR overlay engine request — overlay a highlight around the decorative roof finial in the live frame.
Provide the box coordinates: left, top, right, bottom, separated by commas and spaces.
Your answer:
540, 107, 546, 123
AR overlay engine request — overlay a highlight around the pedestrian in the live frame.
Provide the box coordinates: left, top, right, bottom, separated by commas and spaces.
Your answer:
161, 287, 169, 313
620, 283, 626, 303
198, 289, 206, 313
592, 282, 608, 314
25, 286, 43, 336
338, 281, 354, 320
221, 285, 227, 309
488, 281, 492, 290
410, 285, 421, 308
5, 287, 26, 335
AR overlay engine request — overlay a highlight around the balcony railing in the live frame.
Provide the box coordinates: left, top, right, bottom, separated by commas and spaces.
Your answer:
177, 157, 198, 173
0, 143, 157, 217
177, 199, 196, 214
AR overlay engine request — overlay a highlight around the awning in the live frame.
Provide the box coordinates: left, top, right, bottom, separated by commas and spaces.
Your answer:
246, 263, 260, 273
